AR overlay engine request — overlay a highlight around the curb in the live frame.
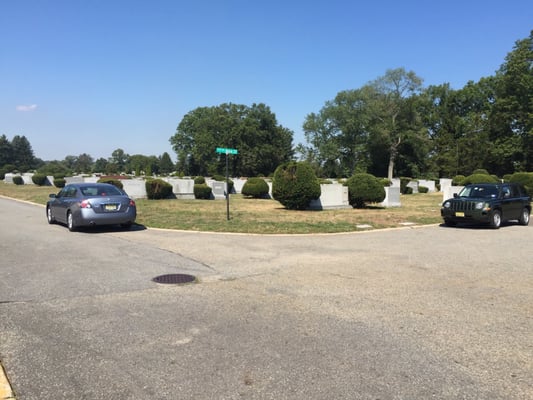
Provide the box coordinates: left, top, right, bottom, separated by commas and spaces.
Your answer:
0, 361, 15, 400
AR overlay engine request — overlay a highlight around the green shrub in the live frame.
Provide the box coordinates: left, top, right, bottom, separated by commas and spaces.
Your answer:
12, 176, 24, 185
509, 172, 533, 194
53, 178, 66, 188
345, 173, 386, 208
31, 173, 48, 186
145, 179, 173, 199
452, 175, 465, 185
418, 186, 429, 193
194, 184, 212, 199
404, 186, 413, 194
272, 161, 321, 210
379, 178, 392, 187
503, 174, 513, 182
97, 178, 124, 189
462, 173, 499, 185
194, 176, 205, 184
472, 168, 490, 175
242, 177, 270, 198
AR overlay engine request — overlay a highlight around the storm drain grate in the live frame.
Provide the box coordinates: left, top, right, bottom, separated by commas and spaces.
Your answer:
152, 274, 197, 285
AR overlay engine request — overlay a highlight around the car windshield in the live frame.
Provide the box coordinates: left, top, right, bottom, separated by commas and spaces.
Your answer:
80, 185, 123, 197
458, 185, 499, 199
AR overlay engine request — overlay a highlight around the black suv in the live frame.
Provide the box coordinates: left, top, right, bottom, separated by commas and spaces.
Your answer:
441, 183, 531, 229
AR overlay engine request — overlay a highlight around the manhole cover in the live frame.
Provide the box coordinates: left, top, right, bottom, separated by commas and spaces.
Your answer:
152, 274, 197, 285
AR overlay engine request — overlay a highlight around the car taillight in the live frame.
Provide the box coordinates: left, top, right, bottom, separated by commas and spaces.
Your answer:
80, 200, 92, 208
129, 199, 136, 207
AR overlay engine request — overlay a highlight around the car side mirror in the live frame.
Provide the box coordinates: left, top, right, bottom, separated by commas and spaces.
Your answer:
49, 194, 56, 199
453, 193, 458, 198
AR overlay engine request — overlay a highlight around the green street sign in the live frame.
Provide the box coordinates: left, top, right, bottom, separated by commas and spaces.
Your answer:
216, 147, 238, 155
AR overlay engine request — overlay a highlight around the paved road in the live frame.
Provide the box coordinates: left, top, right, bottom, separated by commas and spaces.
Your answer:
0, 197, 532, 399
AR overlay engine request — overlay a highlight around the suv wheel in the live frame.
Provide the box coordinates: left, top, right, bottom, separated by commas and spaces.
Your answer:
489, 209, 502, 229
519, 208, 530, 226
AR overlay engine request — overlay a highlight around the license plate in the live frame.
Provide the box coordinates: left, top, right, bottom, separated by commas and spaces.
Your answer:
455, 211, 465, 217
104, 204, 118, 211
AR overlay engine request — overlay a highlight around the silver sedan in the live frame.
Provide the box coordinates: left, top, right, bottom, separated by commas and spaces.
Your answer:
46, 182, 137, 231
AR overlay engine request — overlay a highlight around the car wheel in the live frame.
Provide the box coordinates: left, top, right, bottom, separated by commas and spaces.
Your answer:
489, 209, 501, 229
46, 207, 55, 224
519, 208, 530, 226
67, 211, 76, 232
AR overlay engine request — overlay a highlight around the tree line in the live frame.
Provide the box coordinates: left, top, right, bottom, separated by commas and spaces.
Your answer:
0, 135, 175, 179
2, 31, 531, 180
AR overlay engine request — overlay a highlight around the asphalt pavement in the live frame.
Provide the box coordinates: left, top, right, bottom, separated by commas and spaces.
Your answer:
0, 196, 532, 399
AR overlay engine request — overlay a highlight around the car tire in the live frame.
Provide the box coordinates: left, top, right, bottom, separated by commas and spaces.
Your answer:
46, 207, 55, 224
489, 209, 502, 229
67, 211, 76, 232
518, 208, 530, 226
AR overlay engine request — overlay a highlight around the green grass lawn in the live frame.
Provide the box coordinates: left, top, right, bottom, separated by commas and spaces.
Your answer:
0, 183, 444, 234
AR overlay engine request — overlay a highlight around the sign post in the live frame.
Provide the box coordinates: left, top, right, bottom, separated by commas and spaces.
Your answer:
215, 147, 238, 220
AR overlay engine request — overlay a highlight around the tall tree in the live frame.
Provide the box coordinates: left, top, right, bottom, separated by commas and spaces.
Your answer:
170, 103, 293, 176
159, 152, 174, 175
489, 30, 533, 173
0, 134, 13, 167
109, 148, 129, 172
302, 87, 374, 177
75, 153, 94, 173
369, 68, 424, 180
11, 135, 35, 172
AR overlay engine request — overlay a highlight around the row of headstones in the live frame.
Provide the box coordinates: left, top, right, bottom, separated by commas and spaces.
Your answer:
3, 173, 456, 208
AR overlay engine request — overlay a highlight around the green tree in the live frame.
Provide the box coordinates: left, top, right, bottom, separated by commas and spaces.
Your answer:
0, 134, 13, 167
75, 153, 94, 173
489, 30, 533, 173
11, 135, 35, 171
159, 152, 174, 175
93, 158, 108, 173
170, 103, 293, 176
302, 87, 374, 177
368, 68, 424, 180
109, 148, 129, 172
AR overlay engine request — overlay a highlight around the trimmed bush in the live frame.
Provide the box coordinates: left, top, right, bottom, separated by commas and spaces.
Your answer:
472, 168, 490, 175
242, 178, 270, 198
97, 178, 124, 189
399, 177, 412, 194
345, 173, 386, 208
31, 173, 48, 186
12, 176, 24, 185
379, 178, 392, 187
145, 179, 173, 199
272, 161, 321, 210
194, 184, 212, 199
418, 186, 429, 193
509, 172, 533, 194
462, 173, 499, 185
452, 175, 465, 185
53, 178, 66, 188
194, 176, 205, 184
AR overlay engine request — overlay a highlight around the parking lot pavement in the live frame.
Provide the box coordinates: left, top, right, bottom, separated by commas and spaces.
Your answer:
1, 197, 532, 399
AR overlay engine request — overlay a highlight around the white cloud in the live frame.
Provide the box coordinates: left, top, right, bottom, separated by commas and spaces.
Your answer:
16, 104, 38, 112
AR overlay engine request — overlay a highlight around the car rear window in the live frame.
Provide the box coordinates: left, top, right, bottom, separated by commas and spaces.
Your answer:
81, 186, 122, 196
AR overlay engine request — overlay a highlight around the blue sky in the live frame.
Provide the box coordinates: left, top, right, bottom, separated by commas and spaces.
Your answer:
1, 1, 532, 161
